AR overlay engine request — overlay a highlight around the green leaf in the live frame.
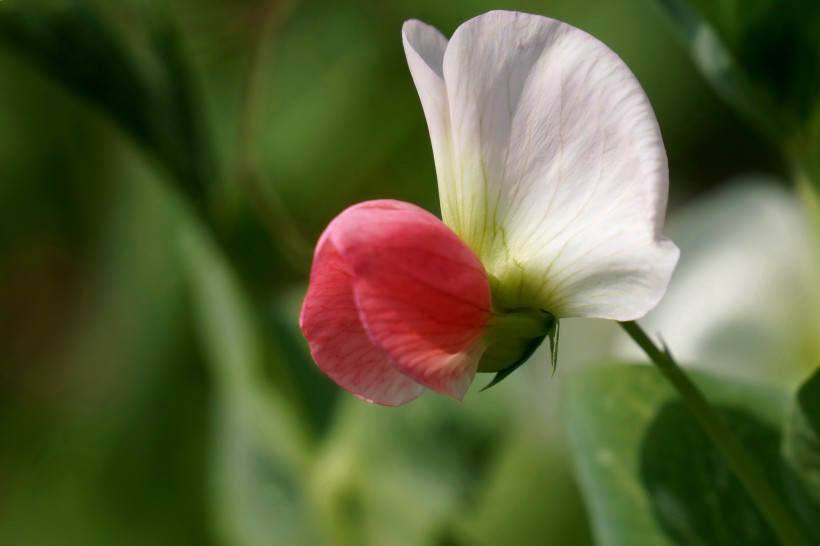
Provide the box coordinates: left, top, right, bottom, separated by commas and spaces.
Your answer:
451, 433, 594, 546
178, 206, 318, 544
563, 364, 817, 546
784, 367, 820, 525
0, 163, 211, 546
179, 214, 312, 461
310, 392, 517, 546
0, 1, 214, 200
210, 399, 322, 546
657, 0, 820, 147
640, 403, 781, 545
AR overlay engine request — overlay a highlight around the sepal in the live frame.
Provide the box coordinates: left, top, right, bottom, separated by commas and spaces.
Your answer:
479, 310, 558, 391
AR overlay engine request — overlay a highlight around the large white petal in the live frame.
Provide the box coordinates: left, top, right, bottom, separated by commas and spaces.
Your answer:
435, 11, 677, 320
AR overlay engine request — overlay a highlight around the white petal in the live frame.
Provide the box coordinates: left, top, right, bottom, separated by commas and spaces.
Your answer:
439, 11, 678, 320
402, 21, 461, 223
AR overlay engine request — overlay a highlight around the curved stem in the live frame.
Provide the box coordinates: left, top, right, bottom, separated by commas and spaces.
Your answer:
620, 321, 810, 546
233, 0, 312, 272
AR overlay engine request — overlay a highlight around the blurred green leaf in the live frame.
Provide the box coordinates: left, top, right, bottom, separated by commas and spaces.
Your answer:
0, 1, 214, 201
784, 368, 820, 521
309, 396, 506, 546
565, 365, 676, 546
211, 399, 321, 546
0, 158, 212, 546
452, 433, 594, 546
178, 208, 319, 544
306, 372, 594, 546
640, 403, 781, 545
179, 215, 312, 468
259, 0, 440, 226
658, 0, 820, 150
564, 364, 803, 546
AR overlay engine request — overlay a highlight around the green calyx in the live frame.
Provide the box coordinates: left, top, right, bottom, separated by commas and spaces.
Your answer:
478, 307, 560, 391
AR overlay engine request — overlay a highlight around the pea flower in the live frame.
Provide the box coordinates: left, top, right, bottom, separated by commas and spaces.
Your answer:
300, 11, 679, 406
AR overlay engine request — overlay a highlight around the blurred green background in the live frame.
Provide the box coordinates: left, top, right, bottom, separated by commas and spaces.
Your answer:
0, 0, 796, 545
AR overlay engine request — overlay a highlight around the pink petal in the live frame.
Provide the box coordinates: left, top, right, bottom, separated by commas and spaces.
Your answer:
300, 228, 425, 406
328, 200, 491, 400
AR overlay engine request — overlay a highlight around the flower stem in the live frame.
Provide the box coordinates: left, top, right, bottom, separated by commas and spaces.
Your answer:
619, 321, 810, 546
795, 162, 820, 245
232, 0, 312, 272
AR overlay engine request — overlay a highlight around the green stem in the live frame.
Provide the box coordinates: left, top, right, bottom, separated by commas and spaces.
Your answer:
795, 162, 820, 243
232, 0, 312, 272
620, 321, 810, 546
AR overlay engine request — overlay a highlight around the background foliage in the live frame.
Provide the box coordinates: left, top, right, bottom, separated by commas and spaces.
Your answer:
0, 0, 816, 544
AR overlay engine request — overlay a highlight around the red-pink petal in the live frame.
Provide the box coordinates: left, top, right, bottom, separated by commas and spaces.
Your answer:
328, 200, 491, 400
299, 230, 425, 406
